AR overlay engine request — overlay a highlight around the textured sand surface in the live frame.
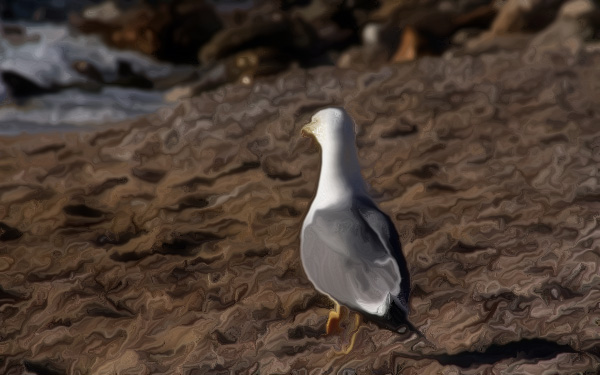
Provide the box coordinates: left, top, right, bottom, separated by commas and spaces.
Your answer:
2, 33, 600, 374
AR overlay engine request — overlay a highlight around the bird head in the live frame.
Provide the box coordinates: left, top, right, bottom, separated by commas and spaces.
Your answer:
301, 108, 356, 149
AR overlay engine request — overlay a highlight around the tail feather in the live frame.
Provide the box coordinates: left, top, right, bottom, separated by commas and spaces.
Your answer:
361, 296, 424, 338
385, 297, 423, 337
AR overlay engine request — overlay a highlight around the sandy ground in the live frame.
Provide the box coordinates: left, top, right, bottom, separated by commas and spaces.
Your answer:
2, 22, 600, 374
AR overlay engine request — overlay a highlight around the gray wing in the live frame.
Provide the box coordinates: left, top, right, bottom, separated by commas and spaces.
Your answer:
355, 196, 411, 312
301, 196, 409, 315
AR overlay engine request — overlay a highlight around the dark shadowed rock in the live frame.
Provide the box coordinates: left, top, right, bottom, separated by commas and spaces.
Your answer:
0, 71, 56, 98
71, 0, 223, 64
0, 222, 22, 241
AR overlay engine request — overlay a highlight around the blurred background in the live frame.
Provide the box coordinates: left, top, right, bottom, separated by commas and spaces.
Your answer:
2, 0, 598, 134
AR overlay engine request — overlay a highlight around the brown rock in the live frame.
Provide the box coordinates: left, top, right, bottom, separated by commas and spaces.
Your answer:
363, 1, 498, 61
72, 61, 104, 83
71, 0, 223, 64
392, 25, 420, 62
167, 47, 290, 101
198, 6, 295, 64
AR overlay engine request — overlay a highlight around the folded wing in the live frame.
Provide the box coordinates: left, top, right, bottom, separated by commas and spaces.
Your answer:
301, 196, 409, 316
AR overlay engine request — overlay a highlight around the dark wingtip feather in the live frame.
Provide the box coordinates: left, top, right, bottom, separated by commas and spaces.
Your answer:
361, 297, 424, 339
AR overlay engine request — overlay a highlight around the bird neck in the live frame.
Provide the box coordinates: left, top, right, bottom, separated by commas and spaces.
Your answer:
314, 141, 367, 205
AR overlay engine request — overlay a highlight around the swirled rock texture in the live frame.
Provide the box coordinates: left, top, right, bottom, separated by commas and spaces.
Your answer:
2, 30, 600, 374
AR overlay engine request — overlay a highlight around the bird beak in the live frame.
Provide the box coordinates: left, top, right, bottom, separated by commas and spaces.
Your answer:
301, 120, 318, 138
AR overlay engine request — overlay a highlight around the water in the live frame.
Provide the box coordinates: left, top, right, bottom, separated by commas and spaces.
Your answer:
0, 22, 191, 134
0, 86, 168, 134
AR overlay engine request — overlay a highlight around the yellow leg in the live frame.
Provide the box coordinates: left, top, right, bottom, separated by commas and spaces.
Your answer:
326, 300, 342, 335
334, 312, 361, 355
325, 299, 363, 354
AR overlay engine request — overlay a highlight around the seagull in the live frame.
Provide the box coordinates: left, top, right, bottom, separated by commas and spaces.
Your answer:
300, 108, 417, 345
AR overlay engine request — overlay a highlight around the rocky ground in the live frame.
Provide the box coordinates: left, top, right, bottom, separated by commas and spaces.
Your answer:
2, 0, 600, 374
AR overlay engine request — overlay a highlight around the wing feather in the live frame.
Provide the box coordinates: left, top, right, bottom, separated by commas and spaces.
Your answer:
300, 196, 410, 316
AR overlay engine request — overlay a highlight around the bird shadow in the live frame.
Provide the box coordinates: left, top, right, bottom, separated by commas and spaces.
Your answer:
428, 338, 578, 368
